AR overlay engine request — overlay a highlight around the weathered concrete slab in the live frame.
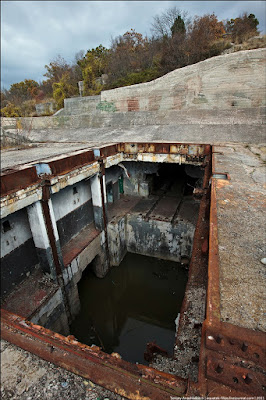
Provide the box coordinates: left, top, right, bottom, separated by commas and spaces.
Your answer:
1, 125, 265, 170
150, 196, 180, 221
213, 144, 266, 331
1, 339, 124, 400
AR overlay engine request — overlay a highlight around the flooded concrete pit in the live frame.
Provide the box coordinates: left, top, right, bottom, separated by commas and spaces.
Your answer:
1, 143, 213, 397
70, 253, 188, 365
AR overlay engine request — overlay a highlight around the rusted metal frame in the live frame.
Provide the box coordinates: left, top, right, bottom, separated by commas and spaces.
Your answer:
1, 309, 187, 399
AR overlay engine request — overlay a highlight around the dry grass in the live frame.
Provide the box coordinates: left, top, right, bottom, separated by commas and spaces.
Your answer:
223, 35, 266, 54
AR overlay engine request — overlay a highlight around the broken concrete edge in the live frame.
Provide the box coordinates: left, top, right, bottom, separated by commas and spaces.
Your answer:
1, 309, 187, 400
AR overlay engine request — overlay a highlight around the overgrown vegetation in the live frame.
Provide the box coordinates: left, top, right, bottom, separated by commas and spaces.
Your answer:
1, 9, 263, 116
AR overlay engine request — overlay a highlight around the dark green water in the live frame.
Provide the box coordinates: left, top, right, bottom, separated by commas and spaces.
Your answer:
70, 253, 188, 365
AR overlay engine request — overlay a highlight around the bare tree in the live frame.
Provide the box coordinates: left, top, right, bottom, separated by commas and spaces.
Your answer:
151, 6, 189, 38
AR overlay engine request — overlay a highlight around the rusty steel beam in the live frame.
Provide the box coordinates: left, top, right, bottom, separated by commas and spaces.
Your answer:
118, 142, 208, 157
99, 144, 119, 158
48, 150, 95, 176
1, 166, 40, 197
41, 182, 62, 278
206, 178, 221, 325
175, 151, 211, 345
1, 309, 187, 400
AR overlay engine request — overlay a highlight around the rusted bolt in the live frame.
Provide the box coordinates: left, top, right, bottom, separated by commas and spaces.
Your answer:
216, 334, 223, 344
229, 338, 236, 345
215, 363, 224, 374
254, 352, 259, 359
244, 374, 253, 385
241, 342, 248, 352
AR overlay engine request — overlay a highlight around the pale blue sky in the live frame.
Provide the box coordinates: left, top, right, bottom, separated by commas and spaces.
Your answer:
1, 1, 266, 89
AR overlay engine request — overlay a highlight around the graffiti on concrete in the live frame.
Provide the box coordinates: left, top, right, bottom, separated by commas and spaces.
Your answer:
96, 101, 117, 112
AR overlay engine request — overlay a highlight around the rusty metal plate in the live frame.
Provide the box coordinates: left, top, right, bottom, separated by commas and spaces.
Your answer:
206, 354, 266, 396
205, 323, 266, 369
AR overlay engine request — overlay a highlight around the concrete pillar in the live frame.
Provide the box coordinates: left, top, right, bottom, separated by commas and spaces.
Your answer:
27, 201, 57, 280
90, 172, 110, 277
90, 173, 105, 230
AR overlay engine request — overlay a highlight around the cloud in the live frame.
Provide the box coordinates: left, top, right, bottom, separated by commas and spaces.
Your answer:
1, 0, 265, 89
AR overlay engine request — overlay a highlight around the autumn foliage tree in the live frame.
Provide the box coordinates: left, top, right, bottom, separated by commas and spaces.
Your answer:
225, 13, 259, 43
186, 13, 226, 63
52, 72, 78, 109
8, 79, 39, 103
1, 7, 262, 115
106, 29, 159, 88
78, 45, 109, 95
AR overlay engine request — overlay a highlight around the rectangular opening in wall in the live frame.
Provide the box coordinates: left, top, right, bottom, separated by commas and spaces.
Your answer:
2, 220, 11, 233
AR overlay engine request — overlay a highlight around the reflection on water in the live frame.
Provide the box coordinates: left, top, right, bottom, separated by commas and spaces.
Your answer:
70, 253, 188, 365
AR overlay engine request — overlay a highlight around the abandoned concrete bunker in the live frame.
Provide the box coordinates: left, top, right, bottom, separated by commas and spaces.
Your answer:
1, 48, 265, 399
1, 143, 209, 374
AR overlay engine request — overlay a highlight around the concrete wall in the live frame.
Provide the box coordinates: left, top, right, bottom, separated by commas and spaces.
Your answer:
30, 288, 70, 336
101, 49, 266, 112
126, 215, 195, 263
105, 165, 123, 204
1, 209, 39, 297
52, 181, 94, 247
122, 162, 159, 197
63, 95, 100, 115
107, 213, 195, 267
35, 102, 56, 116
107, 217, 127, 266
